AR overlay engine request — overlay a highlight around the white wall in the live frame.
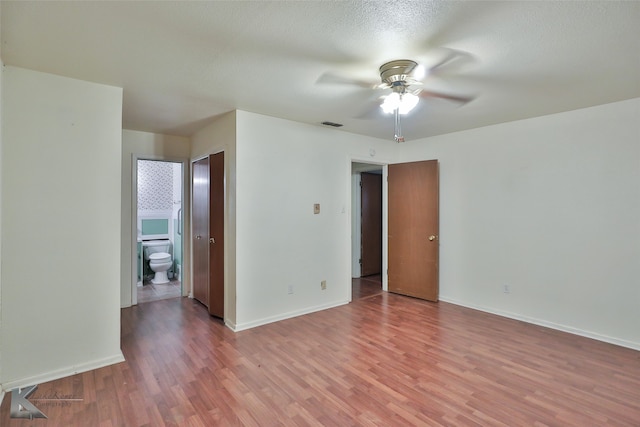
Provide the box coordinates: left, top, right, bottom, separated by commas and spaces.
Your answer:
121, 129, 190, 307
1, 66, 124, 389
234, 111, 397, 330
191, 111, 238, 326
399, 98, 640, 349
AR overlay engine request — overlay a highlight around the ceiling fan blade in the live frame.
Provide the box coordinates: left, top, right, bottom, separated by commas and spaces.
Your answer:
416, 89, 475, 104
353, 94, 388, 119
425, 48, 475, 75
316, 72, 379, 89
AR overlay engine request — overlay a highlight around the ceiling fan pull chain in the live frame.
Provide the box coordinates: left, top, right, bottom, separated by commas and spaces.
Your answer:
394, 108, 404, 143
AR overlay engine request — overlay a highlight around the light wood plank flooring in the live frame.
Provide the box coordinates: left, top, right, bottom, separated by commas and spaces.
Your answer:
352, 274, 382, 300
2, 292, 639, 426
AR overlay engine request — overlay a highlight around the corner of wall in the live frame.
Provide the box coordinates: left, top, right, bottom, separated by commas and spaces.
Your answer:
0, 13, 5, 387
190, 111, 238, 327
231, 112, 396, 328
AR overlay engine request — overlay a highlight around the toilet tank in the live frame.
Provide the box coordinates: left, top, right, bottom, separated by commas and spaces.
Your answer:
142, 240, 172, 260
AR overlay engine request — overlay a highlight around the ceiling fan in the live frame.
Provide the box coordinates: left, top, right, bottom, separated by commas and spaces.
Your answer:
319, 50, 475, 142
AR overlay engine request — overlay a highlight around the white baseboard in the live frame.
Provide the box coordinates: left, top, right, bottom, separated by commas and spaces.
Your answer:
224, 319, 237, 330
439, 296, 640, 351
1, 352, 125, 392
231, 300, 349, 332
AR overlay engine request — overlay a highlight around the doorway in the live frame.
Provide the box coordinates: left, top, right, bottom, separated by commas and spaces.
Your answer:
132, 158, 185, 305
350, 159, 440, 303
351, 162, 384, 301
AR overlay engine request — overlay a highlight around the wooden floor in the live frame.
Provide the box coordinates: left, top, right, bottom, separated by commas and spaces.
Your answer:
351, 274, 382, 300
2, 290, 639, 426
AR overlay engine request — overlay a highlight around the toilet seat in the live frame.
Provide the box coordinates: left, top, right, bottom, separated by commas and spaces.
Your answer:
149, 252, 171, 263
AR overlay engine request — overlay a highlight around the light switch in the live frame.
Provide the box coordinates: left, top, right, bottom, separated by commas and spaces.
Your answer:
314, 203, 320, 214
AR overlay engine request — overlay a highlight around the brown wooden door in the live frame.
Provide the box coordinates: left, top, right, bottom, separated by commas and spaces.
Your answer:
208, 152, 224, 318
192, 157, 210, 307
388, 160, 439, 301
361, 172, 382, 276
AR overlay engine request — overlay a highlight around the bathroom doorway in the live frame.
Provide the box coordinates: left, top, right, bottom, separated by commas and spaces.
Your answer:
351, 161, 385, 301
133, 158, 185, 304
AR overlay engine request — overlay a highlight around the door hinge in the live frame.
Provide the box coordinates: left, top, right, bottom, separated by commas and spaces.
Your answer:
359, 181, 362, 187
359, 258, 362, 265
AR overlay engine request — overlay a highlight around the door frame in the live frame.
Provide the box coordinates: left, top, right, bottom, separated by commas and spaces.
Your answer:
131, 154, 189, 305
350, 159, 389, 299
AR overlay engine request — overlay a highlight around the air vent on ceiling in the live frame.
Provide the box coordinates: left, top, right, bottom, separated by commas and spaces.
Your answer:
321, 121, 343, 128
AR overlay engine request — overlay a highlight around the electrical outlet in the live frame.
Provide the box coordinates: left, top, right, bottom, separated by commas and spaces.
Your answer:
503, 284, 510, 294
287, 285, 294, 295
321, 280, 327, 290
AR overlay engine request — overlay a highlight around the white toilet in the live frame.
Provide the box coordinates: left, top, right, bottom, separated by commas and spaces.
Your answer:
142, 240, 173, 284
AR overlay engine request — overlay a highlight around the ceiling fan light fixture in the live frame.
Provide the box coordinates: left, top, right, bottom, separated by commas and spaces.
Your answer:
399, 92, 419, 114
380, 92, 400, 114
380, 92, 419, 115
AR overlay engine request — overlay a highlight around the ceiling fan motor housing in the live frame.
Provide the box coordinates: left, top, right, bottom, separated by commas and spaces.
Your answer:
379, 59, 418, 85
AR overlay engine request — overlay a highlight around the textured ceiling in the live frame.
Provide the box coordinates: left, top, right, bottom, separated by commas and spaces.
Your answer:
2, 1, 639, 142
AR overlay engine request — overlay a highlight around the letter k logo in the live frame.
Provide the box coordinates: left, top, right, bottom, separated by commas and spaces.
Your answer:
10, 385, 47, 419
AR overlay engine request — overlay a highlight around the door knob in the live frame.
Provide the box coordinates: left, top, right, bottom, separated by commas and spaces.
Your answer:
209, 237, 215, 244
428, 235, 437, 241
196, 235, 201, 239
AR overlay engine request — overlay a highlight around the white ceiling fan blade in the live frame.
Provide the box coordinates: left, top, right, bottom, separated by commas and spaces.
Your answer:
316, 72, 379, 89
353, 94, 389, 119
423, 48, 476, 77
415, 88, 475, 104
